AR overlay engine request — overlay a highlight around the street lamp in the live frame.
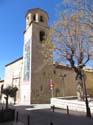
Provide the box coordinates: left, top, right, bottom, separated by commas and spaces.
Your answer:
60, 74, 66, 97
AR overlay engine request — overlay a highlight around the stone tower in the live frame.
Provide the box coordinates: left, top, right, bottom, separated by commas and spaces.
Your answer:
21, 8, 49, 104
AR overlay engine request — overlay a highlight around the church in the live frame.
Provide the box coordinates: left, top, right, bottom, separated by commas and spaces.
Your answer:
0, 8, 93, 104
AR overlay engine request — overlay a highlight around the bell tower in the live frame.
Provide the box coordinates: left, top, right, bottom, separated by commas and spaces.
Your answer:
21, 8, 49, 104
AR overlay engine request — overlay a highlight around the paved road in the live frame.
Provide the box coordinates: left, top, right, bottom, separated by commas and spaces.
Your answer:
0, 104, 93, 125
14, 105, 93, 125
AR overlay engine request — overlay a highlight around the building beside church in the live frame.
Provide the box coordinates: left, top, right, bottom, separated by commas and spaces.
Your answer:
0, 8, 93, 104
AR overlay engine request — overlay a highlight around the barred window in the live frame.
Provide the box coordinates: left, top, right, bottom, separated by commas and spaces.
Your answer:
33, 14, 36, 21
40, 16, 44, 22
40, 31, 45, 42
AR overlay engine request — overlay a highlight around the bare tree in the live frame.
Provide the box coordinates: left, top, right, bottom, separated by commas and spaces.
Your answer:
43, 0, 93, 100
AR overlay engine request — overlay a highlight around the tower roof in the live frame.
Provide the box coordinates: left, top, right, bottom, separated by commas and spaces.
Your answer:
25, 8, 49, 18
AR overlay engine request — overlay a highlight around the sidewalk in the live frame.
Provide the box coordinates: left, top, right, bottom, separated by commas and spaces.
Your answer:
0, 121, 24, 125
13, 121, 24, 125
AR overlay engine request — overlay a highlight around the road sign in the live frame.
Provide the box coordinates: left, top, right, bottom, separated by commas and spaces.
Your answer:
49, 79, 53, 90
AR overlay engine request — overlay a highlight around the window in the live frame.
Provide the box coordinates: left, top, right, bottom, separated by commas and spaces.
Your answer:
33, 14, 36, 21
40, 31, 45, 42
40, 16, 44, 22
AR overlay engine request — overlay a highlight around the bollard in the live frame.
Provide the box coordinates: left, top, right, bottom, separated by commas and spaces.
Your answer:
16, 112, 18, 122
51, 105, 55, 112
67, 105, 69, 115
27, 115, 30, 125
50, 121, 53, 125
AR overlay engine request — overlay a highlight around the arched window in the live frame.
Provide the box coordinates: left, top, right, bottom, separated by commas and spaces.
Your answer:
40, 16, 44, 22
33, 14, 36, 21
40, 31, 45, 42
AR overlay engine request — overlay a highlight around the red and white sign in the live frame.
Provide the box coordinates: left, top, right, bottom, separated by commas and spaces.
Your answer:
49, 79, 54, 90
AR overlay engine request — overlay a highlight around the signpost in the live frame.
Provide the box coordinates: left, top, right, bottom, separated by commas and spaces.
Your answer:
49, 79, 54, 97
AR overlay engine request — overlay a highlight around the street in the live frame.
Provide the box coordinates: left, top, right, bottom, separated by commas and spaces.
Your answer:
13, 104, 93, 125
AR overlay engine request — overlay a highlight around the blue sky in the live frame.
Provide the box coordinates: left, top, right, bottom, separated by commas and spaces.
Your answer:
0, 0, 61, 79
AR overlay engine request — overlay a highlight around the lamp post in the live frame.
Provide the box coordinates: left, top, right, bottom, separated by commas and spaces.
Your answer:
82, 70, 91, 118
60, 74, 66, 97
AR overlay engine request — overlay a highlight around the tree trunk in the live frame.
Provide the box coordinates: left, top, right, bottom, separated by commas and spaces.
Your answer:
76, 75, 84, 100
5, 95, 9, 110
14, 95, 16, 104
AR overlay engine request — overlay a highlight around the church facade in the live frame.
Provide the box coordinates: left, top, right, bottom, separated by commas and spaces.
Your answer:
0, 8, 93, 104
